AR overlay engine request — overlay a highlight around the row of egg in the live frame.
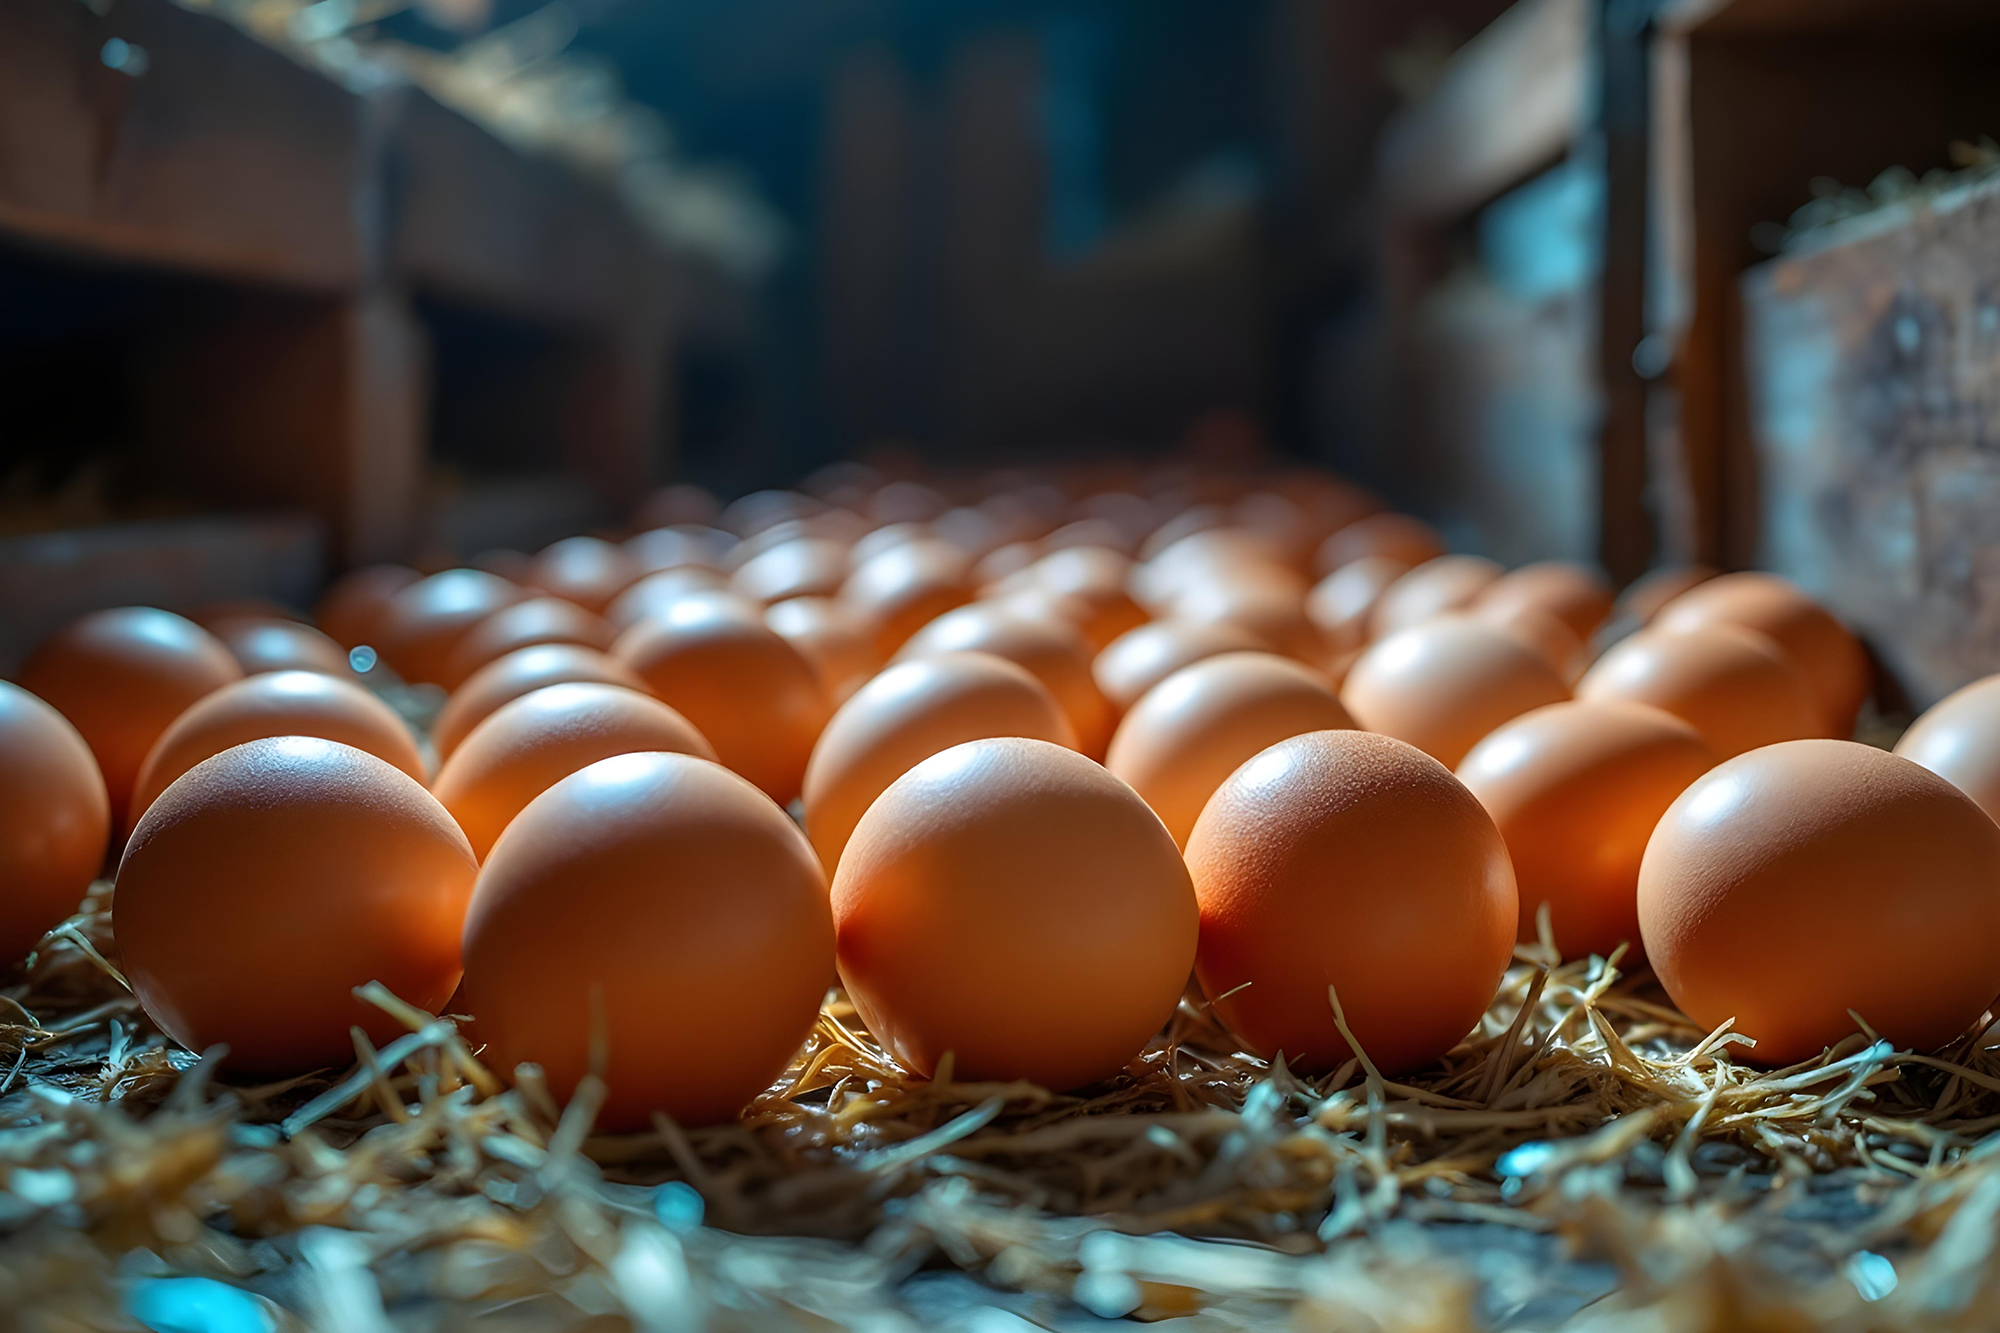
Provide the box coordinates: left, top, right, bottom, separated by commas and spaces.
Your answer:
7, 465, 2000, 1133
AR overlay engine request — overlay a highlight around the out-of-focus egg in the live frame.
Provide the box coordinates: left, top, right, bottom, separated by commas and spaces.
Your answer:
1894, 675, 2000, 824
896, 605, 1112, 757
840, 540, 975, 658
207, 617, 355, 678
1458, 701, 1714, 960
115, 737, 476, 1070
1617, 563, 1719, 625
1231, 492, 1317, 570
131, 671, 424, 819
833, 737, 1196, 1088
1640, 740, 2000, 1064
1575, 624, 1820, 759
433, 644, 651, 762
932, 506, 1005, 559
1654, 572, 1869, 737
0, 683, 109, 963
722, 490, 822, 538
729, 537, 850, 605
849, 522, 930, 569
376, 570, 526, 686
188, 598, 304, 629
804, 653, 1074, 873
1471, 600, 1589, 684
433, 681, 716, 859
18, 608, 244, 827
1370, 555, 1504, 637
974, 541, 1041, 587
625, 525, 728, 575
1186, 729, 1515, 1074
1092, 620, 1268, 713
1016, 546, 1147, 649
1171, 579, 1325, 665
613, 596, 830, 804
634, 483, 723, 532
1107, 651, 1353, 847
765, 596, 880, 704
527, 537, 639, 614
607, 567, 733, 630
1477, 561, 1615, 640
1340, 617, 1569, 769
315, 565, 422, 649
1137, 504, 1227, 562
1305, 554, 1411, 654
441, 597, 618, 689
1042, 518, 1133, 556
463, 751, 833, 1129
871, 480, 949, 525
1314, 513, 1445, 577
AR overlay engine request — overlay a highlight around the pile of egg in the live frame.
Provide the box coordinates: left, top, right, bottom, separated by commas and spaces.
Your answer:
6, 464, 2000, 1132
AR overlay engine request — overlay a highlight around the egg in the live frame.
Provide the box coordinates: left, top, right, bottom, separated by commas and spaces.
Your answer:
1042, 517, 1134, 556
1340, 617, 1569, 769
613, 596, 830, 804
840, 540, 975, 657
896, 604, 1112, 757
1305, 555, 1411, 654
848, 522, 929, 569
804, 653, 1075, 874
17, 607, 245, 827
625, 525, 728, 574
765, 596, 880, 704
1020, 546, 1148, 648
1457, 701, 1714, 960
1314, 513, 1446, 577
932, 505, 1006, 559
376, 569, 526, 686
1575, 624, 1820, 759
1170, 579, 1325, 665
115, 737, 476, 1071
188, 598, 306, 629
1617, 564, 1718, 624
1471, 600, 1588, 684
833, 737, 1196, 1088
722, 489, 822, 537
207, 617, 355, 678
728, 537, 851, 605
1092, 619, 1269, 712
634, 481, 723, 530
607, 567, 733, 629
432, 681, 716, 860
131, 671, 425, 820
1370, 555, 1504, 637
462, 751, 833, 1129
1476, 561, 1615, 640
1654, 572, 1869, 737
1640, 740, 2000, 1064
434, 644, 652, 762
0, 683, 110, 962
441, 597, 619, 688
1895, 676, 2000, 823
1186, 729, 1516, 1074
1106, 651, 1354, 847
315, 565, 422, 648
527, 536, 640, 614
974, 541, 1040, 587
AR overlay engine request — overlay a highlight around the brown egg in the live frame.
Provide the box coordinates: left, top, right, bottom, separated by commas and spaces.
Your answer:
115, 737, 476, 1071
765, 596, 880, 704
188, 598, 305, 629
1894, 675, 2000, 824
833, 737, 1196, 1088
1340, 617, 1569, 769
804, 653, 1075, 874
722, 490, 822, 537
207, 617, 355, 678
1458, 701, 1714, 960
1131, 529, 1291, 613
974, 541, 1040, 587
0, 683, 109, 963
932, 506, 1005, 559
625, 525, 728, 575
433, 681, 716, 860
848, 522, 930, 570
18, 608, 245, 828
1107, 651, 1354, 847
131, 671, 425, 820
634, 483, 723, 531
729, 537, 851, 605
1471, 600, 1588, 684
1640, 740, 2000, 1064
1016, 546, 1148, 648
1477, 561, 1615, 640
1654, 572, 1869, 737
441, 597, 618, 689
1575, 624, 1820, 759
613, 596, 830, 804
1305, 555, 1411, 654
528, 536, 641, 614
1092, 619, 1269, 713
840, 539, 975, 658
607, 567, 733, 630
896, 604, 1113, 758
1186, 729, 1516, 1074
376, 569, 526, 686
1042, 518, 1134, 556
315, 565, 422, 648
1618, 564, 1719, 624
1370, 555, 1504, 637
1314, 513, 1446, 577
433, 644, 652, 763
462, 751, 833, 1129
1171, 579, 1326, 665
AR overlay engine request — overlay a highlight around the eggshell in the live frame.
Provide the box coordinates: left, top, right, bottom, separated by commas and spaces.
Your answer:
528, 536, 641, 613
1639, 740, 2000, 1064
1370, 555, 1504, 637
896, 605, 1112, 758
722, 489, 822, 537
1575, 624, 1821, 759
1171, 580, 1324, 665
1471, 600, 1588, 684
932, 506, 1005, 558
1186, 729, 1516, 1074
115, 737, 477, 1071
433, 644, 652, 762
1106, 651, 1354, 847
633, 482, 723, 531
1617, 564, 1718, 624
131, 671, 425, 820
765, 596, 880, 704
441, 597, 618, 688
1305, 555, 1411, 654
376, 569, 526, 686
607, 567, 733, 629
1042, 518, 1134, 556
974, 541, 1040, 587
1654, 572, 1869, 737
840, 540, 975, 657
1314, 513, 1446, 577
1340, 617, 1569, 769
833, 737, 1197, 1089
729, 537, 851, 605
189, 598, 306, 629
1092, 620, 1269, 712
1477, 561, 1615, 640
1458, 701, 1714, 960
207, 617, 355, 678
625, 526, 728, 575
613, 596, 830, 804
433, 681, 717, 859
315, 565, 422, 648
848, 522, 929, 569
0, 682, 110, 963
1015, 546, 1147, 648
17, 607, 245, 828
804, 653, 1075, 874
1893, 675, 2000, 824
